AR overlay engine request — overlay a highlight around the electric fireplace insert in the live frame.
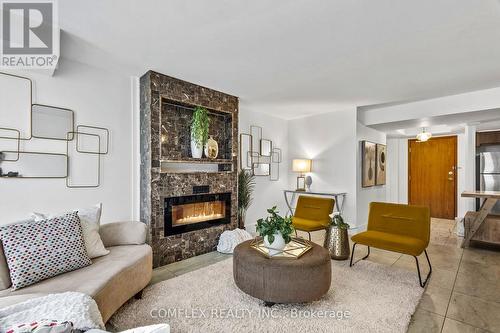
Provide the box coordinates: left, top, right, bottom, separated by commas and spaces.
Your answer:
164, 192, 231, 236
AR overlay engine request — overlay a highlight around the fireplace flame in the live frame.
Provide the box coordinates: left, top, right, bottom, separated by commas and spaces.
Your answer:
175, 212, 225, 225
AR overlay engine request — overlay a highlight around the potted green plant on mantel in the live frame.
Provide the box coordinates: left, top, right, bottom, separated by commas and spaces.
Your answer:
190, 106, 210, 158
324, 214, 351, 260
256, 206, 294, 256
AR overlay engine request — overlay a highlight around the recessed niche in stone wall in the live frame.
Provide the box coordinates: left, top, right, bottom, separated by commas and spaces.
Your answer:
160, 98, 233, 161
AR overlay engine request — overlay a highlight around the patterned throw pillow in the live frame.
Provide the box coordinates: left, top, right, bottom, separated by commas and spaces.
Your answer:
5, 320, 73, 333
0, 212, 91, 290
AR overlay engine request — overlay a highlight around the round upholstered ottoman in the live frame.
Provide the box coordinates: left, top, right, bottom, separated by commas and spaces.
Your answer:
233, 239, 331, 304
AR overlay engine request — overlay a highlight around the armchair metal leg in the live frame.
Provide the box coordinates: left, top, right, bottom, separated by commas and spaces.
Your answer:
414, 250, 432, 288
307, 231, 311, 241
349, 243, 370, 267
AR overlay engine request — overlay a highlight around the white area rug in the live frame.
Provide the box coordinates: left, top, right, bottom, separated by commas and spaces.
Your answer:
109, 258, 424, 333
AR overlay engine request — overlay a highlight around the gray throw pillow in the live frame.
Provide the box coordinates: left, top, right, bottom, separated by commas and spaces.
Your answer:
0, 212, 91, 290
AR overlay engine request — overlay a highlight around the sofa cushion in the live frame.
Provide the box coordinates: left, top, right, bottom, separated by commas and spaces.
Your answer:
0, 218, 35, 291
0, 243, 11, 290
99, 221, 147, 247
0, 245, 152, 323
32, 204, 110, 259
0, 212, 91, 290
351, 230, 427, 257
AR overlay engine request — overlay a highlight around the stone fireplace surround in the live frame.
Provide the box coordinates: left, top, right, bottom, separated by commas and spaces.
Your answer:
140, 71, 238, 268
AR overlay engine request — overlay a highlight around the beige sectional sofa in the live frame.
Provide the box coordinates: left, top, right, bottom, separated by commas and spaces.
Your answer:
0, 221, 152, 323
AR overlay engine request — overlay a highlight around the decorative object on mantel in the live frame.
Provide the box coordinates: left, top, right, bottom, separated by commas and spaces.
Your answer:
190, 106, 210, 158
237, 169, 255, 229
239, 125, 282, 180
361, 140, 376, 187
256, 206, 294, 256
292, 159, 312, 191
324, 213, 351, 260
204, 136, 218, 159
0, 72, 109, 187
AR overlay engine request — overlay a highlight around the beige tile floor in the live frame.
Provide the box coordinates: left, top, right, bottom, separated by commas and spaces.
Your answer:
152, 219, 500, 333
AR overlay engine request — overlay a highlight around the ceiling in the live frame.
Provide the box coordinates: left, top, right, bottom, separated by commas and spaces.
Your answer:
57, 0, 500, 118
370, 108, 500, 137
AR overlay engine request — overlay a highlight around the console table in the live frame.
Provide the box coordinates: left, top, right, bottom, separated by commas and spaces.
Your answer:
461, 191, 500, 248
283, 190, 347, 216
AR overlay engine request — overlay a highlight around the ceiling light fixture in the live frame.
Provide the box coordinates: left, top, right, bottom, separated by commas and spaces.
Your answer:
416, 127, 432, 142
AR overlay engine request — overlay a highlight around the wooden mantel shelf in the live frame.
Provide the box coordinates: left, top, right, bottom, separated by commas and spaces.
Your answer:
461, 191, 500, 199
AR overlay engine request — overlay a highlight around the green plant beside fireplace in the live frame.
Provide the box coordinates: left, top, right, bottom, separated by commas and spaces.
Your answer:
238, 170, 255, 229
256, 206, 294, 244
191, 106, 210, 148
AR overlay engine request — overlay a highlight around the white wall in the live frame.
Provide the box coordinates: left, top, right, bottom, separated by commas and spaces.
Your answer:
238, 105, 289, 233
385, 138, 408, 204
0, 59, 134, 224
287, 108, 359, 227
356, 122, 386, 228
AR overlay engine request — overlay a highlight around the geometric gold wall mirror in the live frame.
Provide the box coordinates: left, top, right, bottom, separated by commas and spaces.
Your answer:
76, 125, 109, 154
240, 125, 282, 181
0, 73, 109, 188
0, 72, 32, 140
260, 139, 272, 156
0, 151, 68, 178
0, 128, 20, 161
239, 133, 252, 170
32, 104, 74, 141
252, 163, 270, 176
66, 131, 100, 188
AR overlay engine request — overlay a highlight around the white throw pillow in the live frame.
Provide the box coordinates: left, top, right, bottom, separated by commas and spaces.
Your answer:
31, 204, 110, 258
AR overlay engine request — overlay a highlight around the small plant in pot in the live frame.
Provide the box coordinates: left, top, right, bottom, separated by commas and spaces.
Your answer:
190, 106, 210, 158
256, 206, 294, 256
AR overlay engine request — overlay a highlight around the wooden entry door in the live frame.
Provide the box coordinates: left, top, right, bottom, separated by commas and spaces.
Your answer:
408, 136, 457, 219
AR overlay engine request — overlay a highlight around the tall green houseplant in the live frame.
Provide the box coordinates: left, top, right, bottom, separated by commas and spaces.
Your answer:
190, 107, 210, 158
238, 170, 255, 229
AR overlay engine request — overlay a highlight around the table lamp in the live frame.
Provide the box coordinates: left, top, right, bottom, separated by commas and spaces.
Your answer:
292, 159, 312, 191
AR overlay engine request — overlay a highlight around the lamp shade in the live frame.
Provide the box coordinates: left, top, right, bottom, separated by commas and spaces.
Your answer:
292, 159, 312, 173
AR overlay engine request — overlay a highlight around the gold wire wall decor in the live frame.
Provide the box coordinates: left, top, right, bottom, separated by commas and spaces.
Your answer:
66, 131, 101, 188
31, 104, 75, 141
0, 128, 20, 162
0, 151, 68, 179
239, 125, 282, 180
0, 72, 33, 141
0, 72, 109, 187
76, 125, 109, 155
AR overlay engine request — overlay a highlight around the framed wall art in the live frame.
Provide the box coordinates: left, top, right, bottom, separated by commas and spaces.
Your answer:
361, 141, 376, 187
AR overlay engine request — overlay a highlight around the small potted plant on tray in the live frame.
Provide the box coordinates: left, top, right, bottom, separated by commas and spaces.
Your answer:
256, 206, 294, 256
324, 213, 351, 260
